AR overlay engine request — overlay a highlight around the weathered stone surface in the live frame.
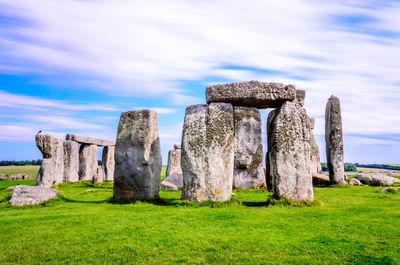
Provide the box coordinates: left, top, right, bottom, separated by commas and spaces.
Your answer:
233, 106, 265, 189
78, 144, 98, 181
161, 173, 183, 190
310, 126, 322, 174
174, 144, 181, 149
63, 140, 79, 182
65, 134, 115, 146
113, 109, 162, 200
206, 80, 296, 109
181, 103, 234, 202
166, 146, 182, 177
294, 89, 305, 107
102, 146, 115, 181
312, 172, 330, 186
92, 167, 104, 184
347, 178, 362, 185
381, 187, 400, 192
325, 95, 344, 184
9, 185, 59, 206
355, 173, 400, 186
35, 132, 64, 188
267, 101, 313, 201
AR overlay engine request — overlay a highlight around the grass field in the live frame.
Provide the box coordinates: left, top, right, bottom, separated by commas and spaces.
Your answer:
1, 179, 399, 264
0, 165, 40, 177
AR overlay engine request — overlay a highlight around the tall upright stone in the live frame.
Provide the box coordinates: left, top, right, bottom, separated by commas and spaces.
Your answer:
308, 117, 322, 174
113, 109, 162, 200
325, 95, 344, 184
102, 146, 115, 181
63, 140, 79, 182
35, 132, 64, 188
166, 144, 182, 177
181, 103, 234, 202
78, 144, 98, 181
233, 106, 265, 189
267, 101, 313, 201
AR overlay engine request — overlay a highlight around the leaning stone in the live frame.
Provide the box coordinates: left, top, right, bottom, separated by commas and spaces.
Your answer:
206, 80, 296, 109
267, 101, 313, 201
166, 146, 182, 177
233, 106, 265, 189
35, 132, 64, 188
181, 103, 235, 201
79, 144, 98, 181
161, 173, 183, 190
63, 140, 79, 182
113, 109, 162, 200
355, 173, 400, 186
325, 95, 345, 184
9, 185, 59, 206
65, 134, 115, 146
102, 146, 115, 181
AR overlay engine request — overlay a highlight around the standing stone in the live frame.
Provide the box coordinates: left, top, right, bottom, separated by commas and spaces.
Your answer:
113, 109, 162, 200
93, 167, 105, 184
308, 117, 322, 174
325, 95, 344, 184
233, 106, 265, 189
78, 144, 98, 181
102, 146, 115, 181
166, 144, 182, 177
35, 132, 64, 188
267, 101, 313, 201
181, 103, 235, 202
63, 140, 79, 182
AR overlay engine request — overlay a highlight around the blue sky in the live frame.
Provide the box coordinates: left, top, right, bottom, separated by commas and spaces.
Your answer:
0, 0, 399, 163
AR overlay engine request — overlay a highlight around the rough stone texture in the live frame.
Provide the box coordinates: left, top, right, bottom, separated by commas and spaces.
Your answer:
355, 173, 400, 186
174, 144, 181, 149
312, 172, 330, 186
78, 144, 98, 181
63, 140, 79, 182
102, 146, 115, 181
93, 167, 104, 184
113, 109, 162, 200
233, 106, 265, 189
347, 178, 363, 185
309, 125, 322, 174
66, 134, 115, 146
381, 187, 400, 192
161, 173, 183, 190
294, 89, 305, 107
9, 185, 59, 206
206, 80, 296, 109
325, 95, 345, 184
166, 147, 182, 177
267, 101, 313, 201
181, 103, 235, 202
35, 132, 64, 188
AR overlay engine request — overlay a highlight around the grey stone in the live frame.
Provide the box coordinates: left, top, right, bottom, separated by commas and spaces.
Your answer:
63, 140, 79, 182
161, 173, 183, 190
312, 172, 330, 186
166, 147, 182, 177
206, 80, 296, 109
295, 89, 305, 107
310, 125, 322, 174
174, 144, 181, 149
325, 95, 344, 184
113, 109, 162, 200
35, 132, 64, 188
233, 106, 265, 189
355, 173, 400, 186
102, 146, 115, 181
93, 167, 104, 184
381, 187, 400, 192
9, 185, 59, 206
267, 101, 313, 201
181, 103, 235, 201
347, 178, 363, 185
65, 134, 115, 146
79, 144, 98, 181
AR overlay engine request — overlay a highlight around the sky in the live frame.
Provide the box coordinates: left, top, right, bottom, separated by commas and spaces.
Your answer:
0, 0, 399, 164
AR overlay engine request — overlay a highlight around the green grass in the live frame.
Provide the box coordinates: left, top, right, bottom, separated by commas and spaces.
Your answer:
0, 165, 39, 177
1, 180, 399, 264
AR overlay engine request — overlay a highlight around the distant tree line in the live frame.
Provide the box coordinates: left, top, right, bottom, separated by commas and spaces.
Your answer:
354, 163, 400, 171
321, 163, 357, 172
0, 160, 43, 166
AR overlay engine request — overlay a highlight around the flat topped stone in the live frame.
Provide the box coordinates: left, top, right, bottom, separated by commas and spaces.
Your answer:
206, 80, 296, 109
66, 134, 115, 146
9, 185, 59, 206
